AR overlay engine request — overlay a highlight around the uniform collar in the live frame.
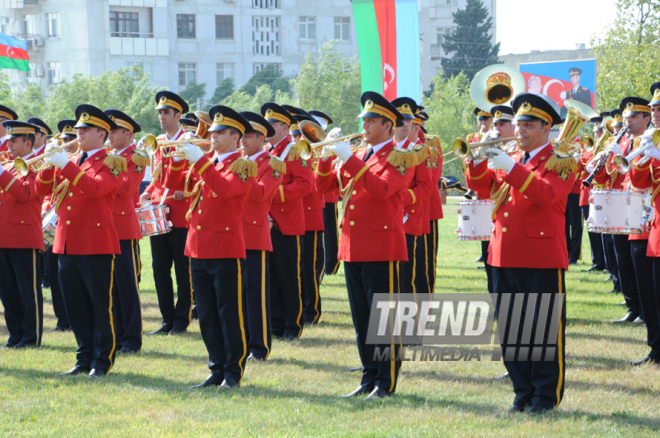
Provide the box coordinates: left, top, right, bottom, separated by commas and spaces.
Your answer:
370, 139, 391, 155
166, 128, 183, 141
248, 150, 267, 161
215, 150, 237, 163
115, 144, 134, 156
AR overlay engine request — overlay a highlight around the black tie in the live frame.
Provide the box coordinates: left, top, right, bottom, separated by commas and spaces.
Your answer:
363, 147, 374, 163
77, 152, 88, 166
267, 144, 275, 153
213, 157, 219, 166
521, 152, 530, 165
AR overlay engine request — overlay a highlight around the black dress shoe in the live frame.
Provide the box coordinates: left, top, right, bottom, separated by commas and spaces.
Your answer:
603, 274, 613, 282
169, 326, 187, 335
340, 385, 373, 398
12, 342, 36, 349
46, 326, 69, 332
527, 404, 553, 414
89, 369, 106, 378
473, 255, 484, 263
581, 265, 602, 272
364, 387, 392, 400
616, 301, 627, 306
569, 261, 578, 265
119, 347, 138, 354
280, 333, 298, 341
613, 312, 638, 323
146, 325, 173, 335
631, 355, 660, 366
491, 372, 510, 381
507, 405, 526, 413
220, 377, 240, 389
1, 342, 17, 348
247, 353, 265, 361
633, 317, 645, 324
191, 371, 223, 388
606, 288, 619, 294
59, 365, 91, 376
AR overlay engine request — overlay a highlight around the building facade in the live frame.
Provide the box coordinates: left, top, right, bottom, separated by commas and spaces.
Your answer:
0, 0, 496, 98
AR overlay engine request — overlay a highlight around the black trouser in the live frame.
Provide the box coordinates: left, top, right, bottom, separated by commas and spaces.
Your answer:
41, 251, 50, 288
59, 253, 116, 373
245, 250, 271, 359
630, 240, 652, 322
402, 234, 430, 294
323, 202, 341, 275
302, 230, 325, 324
0, 248, 43, 346
270, 228, 304, 338
113, 239, 142, 351
481, 240, 494, 294
612, 234, 640, 316
134, 239, 142, 284
580, 206, 605, 269
493, 267, 566, 409
565, 193, 582, 263
648, 258, 660, 358
46, 247, 69, 329
602, 234, 620, 291
192, 257, 248, 383
426, 220, 439, 292
344, 260, 402, 393
150, 227, 192, 330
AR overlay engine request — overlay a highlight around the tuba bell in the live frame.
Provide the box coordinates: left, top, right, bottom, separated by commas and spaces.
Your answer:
470, 64, 526, 111
555, 100, 599, 149
194, 111, 212, 139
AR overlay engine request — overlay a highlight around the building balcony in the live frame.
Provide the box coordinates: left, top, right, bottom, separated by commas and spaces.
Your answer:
1, 0, 38, 9
109, 36, 169, 57
7, 34, 43, 52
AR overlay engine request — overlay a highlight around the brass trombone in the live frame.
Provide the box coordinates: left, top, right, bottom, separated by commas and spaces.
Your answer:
141, 133, 212, 157
14, 138, 80, 176
297, 120, 363, 160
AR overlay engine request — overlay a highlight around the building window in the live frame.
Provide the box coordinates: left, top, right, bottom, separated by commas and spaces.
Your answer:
299, 16, 315, 40
23, 14, 36, 36
46, 13, 60, 38
127, 61, 152, 77
253, 63, 280, 75
215, 15, 233, 40
177, 14, 195, 39
436, 27, 453, 45
178, 63, 196, 87
334, 17, 349, 41
217, 63, 234, 85
47, 62, 61, 86
447, 0, 457, 4
0, 17, 9, 35
252, 16, 280, 56
110, 12, 138, 37
253, 0, 279, 8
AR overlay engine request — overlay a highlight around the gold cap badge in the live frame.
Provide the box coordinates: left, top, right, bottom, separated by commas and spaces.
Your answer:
265, 109, 274, 117
626, 101, 635, 111
213, 112, 224, 123
365, 100, 374, 109
159, 96, 168, 105
520, 102, 532, 112
494, 110, 502, 118
80, 112, 90, 122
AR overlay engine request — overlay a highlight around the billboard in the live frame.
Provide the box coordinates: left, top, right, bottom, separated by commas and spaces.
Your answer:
519, 59, 596, 118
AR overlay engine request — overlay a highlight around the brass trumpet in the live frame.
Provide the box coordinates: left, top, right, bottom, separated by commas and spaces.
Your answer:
297, 120, 363, 160
14, 138, 80, 176
612, 129, 660, 174
451, 136, 520, 159
142, 133, 212, 157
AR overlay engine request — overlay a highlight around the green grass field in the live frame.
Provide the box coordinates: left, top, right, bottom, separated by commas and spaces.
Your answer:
2, 198, 660, 437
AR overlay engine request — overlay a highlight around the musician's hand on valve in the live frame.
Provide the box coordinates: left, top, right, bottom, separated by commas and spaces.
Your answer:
642, 128, 656, 143
45, 140, 59, 153
45, 151, 69, 169
485, 129, 500, 141
173, 191, 185, 201
487, 148, 515, 173
326, 127, 342, 140
178, 143, 203, 163
606, 142, 623, 156
325, 140, 352, 162
643, 143, 660, 160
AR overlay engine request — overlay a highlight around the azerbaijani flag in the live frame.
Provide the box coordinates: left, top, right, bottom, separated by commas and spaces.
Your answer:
352, 0, 420, 103
0, 33, 29, 72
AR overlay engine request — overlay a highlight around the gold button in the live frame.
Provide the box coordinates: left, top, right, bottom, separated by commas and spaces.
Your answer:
499, 178, 503, 182
21, 221, 24, 224
508, 196, 513, 202
281, 208, 284, 212
349, 205, 355, 210
352, 190, 357, 195
69, 193, 73, 197
164, 165, 168, 168
350, 221, 355, 226
503, 212, 508, 217
226, 227, 229, 231
411, 210, 414, 213
122, 212, 125, 215
66, 220, 71, 225
67, 206, 72, 211
197, 225, 201, 230
502, 227, 507, 233
198, 210, 202, 214
384, 225, 388, 229
253, 221, 257, 224
97, 223, 100, 227
540, 231, 544, 236
200, 196, 203, 200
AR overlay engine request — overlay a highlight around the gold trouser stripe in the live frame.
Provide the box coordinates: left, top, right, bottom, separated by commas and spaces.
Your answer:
423, 233, 429, 290
411, 237, 417, 293
312, 231, 320, 322
388, 261, 396, 393
32, 250, 40, 345
136, 239, 142, 279
130, 240, 143, 336
432, 221, 437, 292
318, 230, 326, 286
187, 257, 193, 326
260, 251, 270, 359
295, 236, 303, 337
237, 258, 248, 377
332, 203, 341, 274
556, 268, 564, 406
107, 255, 117, 371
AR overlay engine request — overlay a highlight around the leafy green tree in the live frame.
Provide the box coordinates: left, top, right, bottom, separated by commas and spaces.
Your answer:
0, 73, 14, 107
178, 81, 206, 112
441, 0, 500, 81
12, 84, 45, 124
591, 0, 660, 111
239, 64, 290, 96
210, 78, 235, 104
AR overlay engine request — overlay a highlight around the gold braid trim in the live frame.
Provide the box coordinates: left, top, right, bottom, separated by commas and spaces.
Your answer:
287, 143, 301, 161
131, 149, 150, 167
269, 156, 286, 174
650, 164, 660, 185
151, 159, 163, 182
545, 150, 577, 174
413, 143, 430, 165
184, 173, 204, 222
387, 147, 417, 169
103, 155, 127, 174
229, 158, 258, 178
53, 180, 70, 214
429, 146, 442, 160
551, 139, 571, 154
490, 182, 510, 220
337, 174, 354, 229
423, 134, 442, 149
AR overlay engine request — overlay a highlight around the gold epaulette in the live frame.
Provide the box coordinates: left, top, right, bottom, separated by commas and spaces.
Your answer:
287, 143, 301, 161
229, 157, 258, 178
545, 149, 577, 175
387, 147, 417, 170
103, 155, 127, 175
466, 133, 475, 143
423, 134, 442, 149
269, 156, 287, 174
413, 143, 430, 165
131, 149, 150, 167
429, 146, 442, 160
550, 139, 571, 154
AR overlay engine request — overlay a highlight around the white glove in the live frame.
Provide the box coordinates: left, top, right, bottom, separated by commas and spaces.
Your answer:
320, 146, 333, 161
486, 148, 515, 173
642, 128, 655, 143
0, 166, 4, 176
326, 127, 342, 140
325, 140, 352, 162
45, 151, 69, 169
485, 129, 500, 141
643, 143, 660, 160
179, 143, 204, 163
573, 151, 581, 163
45, 140, 60, 153
180, 131, 195, 141
606, 142, 623, 156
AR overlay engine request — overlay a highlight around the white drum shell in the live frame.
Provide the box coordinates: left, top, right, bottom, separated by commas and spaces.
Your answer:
456, 200, 493, 241
587, 189, 645, 234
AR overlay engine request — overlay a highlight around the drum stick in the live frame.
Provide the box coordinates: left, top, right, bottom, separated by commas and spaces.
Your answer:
138, 195, 174, 205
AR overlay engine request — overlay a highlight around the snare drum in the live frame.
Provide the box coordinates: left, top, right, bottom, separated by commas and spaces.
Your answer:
42, 206, 58, 250
456, 200, 493, 240
586, 189, 645, 234
136, 203, 172, 237
643, 193, 655, 232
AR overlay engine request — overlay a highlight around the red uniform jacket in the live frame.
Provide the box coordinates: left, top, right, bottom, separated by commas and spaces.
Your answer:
402, 140, 433, 236
166, 151, 254, 259
466, 143, 576, 269
144, 129, 191, 228
0, 161, 45, 250
268, 136, 313, 236
302, 179, 325, 231
428, 143, 444, 221
113, 146, 146, 241
620, 138, 649, 241
630, 157, 660, 255
315, 141, 410, 262
324, 192, 339, 203
241, 152, 284, 252
37, 149, 124, 255
578, 150, 593, 207
593, 135, 632, 191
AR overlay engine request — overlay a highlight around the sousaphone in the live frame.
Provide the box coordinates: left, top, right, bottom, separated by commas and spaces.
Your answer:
470, 64, 525, 112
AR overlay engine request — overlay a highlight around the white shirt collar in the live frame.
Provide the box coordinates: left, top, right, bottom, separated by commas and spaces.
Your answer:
81, 148, 104, 159
115, 144, 134, 156
248, 150, 266, 161
215, 150, 237, 163
166, 128, 183, 141
524, 143, 549, 161
369, 140, 391, 155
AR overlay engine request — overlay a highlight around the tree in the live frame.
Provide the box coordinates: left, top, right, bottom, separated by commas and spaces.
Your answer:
441, 0, 500, 81
239, 64, 290, 96
178, 81, 206, 112
210, 78, 235, 104
591, 0, 660, 112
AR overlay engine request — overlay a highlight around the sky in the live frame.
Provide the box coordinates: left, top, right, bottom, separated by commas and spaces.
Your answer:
496, 0, 620, 54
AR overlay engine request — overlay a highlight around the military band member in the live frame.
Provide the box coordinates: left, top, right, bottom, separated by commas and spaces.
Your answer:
239, 111, 283, 360
629, 81, 660, 365
105, 109, 147, 353
316, 92, 411, 400
37, 104, 124, 377
166, 105, 255, 388
261, 103, 313, 340
466, 94, 572, 413
139, 91, 193, 335
0, 121, 44, 348
26, 118, 52, 156
0, 105, 18, 158
179, 114, 198, 133
470, 108, 492, 265
310, 110, 342, 276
